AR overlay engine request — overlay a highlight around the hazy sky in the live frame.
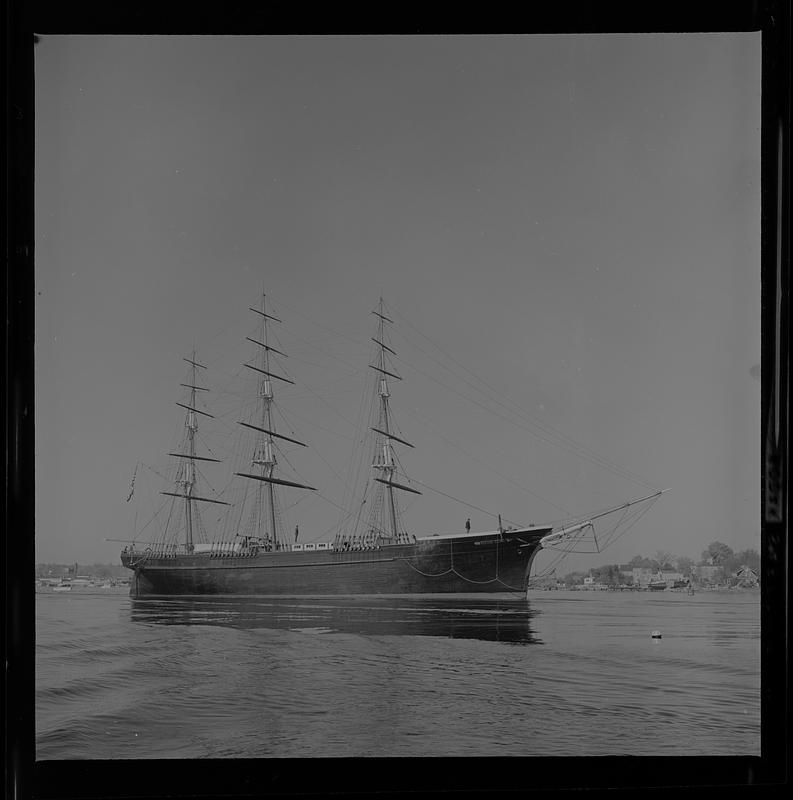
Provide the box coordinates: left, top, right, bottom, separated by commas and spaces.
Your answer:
35, 34, 761, 573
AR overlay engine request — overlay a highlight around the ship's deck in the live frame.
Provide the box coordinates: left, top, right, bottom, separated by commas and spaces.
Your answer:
415, 526, 552, 542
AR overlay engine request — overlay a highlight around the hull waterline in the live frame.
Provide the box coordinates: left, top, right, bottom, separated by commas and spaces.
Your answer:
121, 528, 549, 597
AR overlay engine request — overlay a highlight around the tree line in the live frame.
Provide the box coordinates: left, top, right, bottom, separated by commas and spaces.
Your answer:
560, 541, 760, 587
35, 562, 129, 579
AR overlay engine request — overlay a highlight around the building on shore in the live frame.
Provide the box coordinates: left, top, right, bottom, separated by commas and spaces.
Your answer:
659, 569, 684, 586
612, 565, 635, 586
631, 567, 654, 587
735, 565, 759, 587
694, 560, 723, 585
582, 574, 608, 590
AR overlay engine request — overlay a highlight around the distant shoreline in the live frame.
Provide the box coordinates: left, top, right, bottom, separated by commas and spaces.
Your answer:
35, 584, 129, 595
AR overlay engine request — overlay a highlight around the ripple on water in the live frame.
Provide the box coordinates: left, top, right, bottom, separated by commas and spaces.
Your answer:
35, 591, 760, 758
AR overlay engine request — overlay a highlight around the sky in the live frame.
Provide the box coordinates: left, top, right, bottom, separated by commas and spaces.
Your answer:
34, 34, 761, 574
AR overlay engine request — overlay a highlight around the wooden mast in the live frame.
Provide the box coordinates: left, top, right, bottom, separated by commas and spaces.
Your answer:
368, 298, 420, 545
262, 297, 278, 547
184, 352, 197, 551
160, 353, 228, 552
234, 294, 315, 550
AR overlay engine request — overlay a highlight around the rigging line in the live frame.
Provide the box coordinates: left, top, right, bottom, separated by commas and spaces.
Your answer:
606, 501, 653, 536
397, 473, 519, 526
140, 461, 172, 484
390, 309, 659, 489
270, 404, 309, 448
205, 366, 249, 401
273, 296, 370, 353
287, 368, 366, 398
192, 465, 224, 500
394, 349, 657, 493
213, 387, 255, 406
540, 499, 658, 573
306, 434, 361, 498
289, 375, 361, 433
350, 484, 370, 541
596, 498, 659, 550
230, 395, 261, 418
198, 321, 244, 359
247, 321, 287, 356
232, 463, 253, 536
283, 492, 313, 513
391, 324, 658, 491
338, 371, 377, 534
544, 526, 592, 559
275, 448, 314, 494
603, 504, 659, 549
194, 432, 222, 460
285, 354, 363, 379
315, 505, 360, 541
542, 531, 595, 558
556, 492, 662, 529
278, 404, 359, 443
594, 507, 632, 548
313, 489, 360, 520
161, 492, 179, 544
290, 336, 366, 375
279, 321, 369, 377
212, 408, 254, 431
540, 533, 591, 573
131, 499, 172, 540
400, 402, 571, 516
288, 385, 367, 404
269, 401, 352, 460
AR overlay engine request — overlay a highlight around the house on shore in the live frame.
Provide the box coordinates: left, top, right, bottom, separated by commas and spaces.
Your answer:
735, 565, 759, 587
694, 559, 723, 585
582, 574, 607, 590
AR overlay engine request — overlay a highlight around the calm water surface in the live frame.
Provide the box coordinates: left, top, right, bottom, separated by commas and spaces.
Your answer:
35, 589, 760, 758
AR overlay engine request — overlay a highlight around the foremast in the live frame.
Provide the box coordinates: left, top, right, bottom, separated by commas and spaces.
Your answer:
234, 295, 315, 551
161, 353, 227, 553
363, 298, 420, 546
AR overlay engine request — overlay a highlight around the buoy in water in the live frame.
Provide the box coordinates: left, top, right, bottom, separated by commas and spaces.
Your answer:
651, 630, 662, 639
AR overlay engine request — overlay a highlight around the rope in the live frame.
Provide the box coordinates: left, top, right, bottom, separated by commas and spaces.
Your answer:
402, 538, 527, 592
526, 494, 663, 581
400, 474, 517, 525
401, 402, 571, 516
390, 309, 659, 492
127, 549, 151, 568
403, 561, 454, 578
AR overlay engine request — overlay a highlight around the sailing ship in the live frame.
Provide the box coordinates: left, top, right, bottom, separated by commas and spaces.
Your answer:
121, 296, 665, 597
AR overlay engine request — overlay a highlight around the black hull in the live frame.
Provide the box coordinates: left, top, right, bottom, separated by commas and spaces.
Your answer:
121, 529, 548, 597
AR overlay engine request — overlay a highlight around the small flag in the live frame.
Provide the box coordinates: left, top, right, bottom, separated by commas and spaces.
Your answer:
126, 463, 138, 502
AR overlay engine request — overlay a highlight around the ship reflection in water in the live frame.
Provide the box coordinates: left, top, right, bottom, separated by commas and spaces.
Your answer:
129, 595, 541, 644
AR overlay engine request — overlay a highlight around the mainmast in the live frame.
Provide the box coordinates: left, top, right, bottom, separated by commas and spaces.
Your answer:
184, 354, 199, 550
161, 353, 227, 552
235, 294, 315, 550
367, 298, 420, 545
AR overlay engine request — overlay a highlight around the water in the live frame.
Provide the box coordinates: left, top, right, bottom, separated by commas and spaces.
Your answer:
35, 589, 760, 759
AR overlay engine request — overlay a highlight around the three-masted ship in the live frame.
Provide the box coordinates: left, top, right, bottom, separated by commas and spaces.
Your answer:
121, 296, 663, 597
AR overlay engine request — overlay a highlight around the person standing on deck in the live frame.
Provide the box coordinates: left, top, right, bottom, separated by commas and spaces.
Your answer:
294, 525, 299, 543
465, 518, 471, 533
